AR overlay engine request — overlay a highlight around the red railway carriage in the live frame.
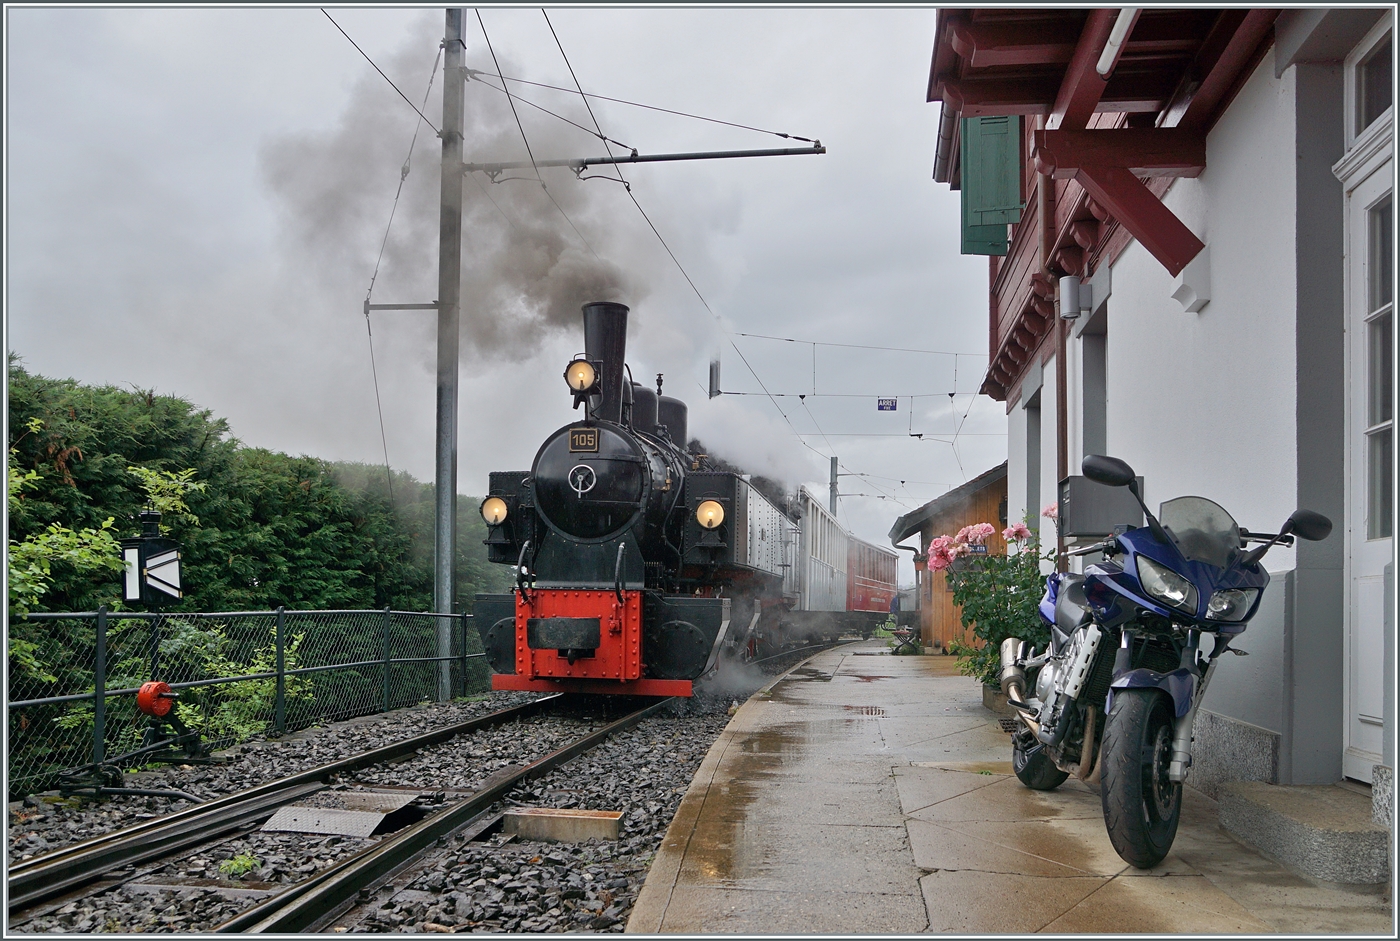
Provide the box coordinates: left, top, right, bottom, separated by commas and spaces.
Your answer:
847, 539, 898, 614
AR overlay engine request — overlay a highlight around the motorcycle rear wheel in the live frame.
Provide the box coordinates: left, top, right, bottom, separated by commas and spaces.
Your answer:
1012, 730, 1070, 790
1100, 688, 1181, 868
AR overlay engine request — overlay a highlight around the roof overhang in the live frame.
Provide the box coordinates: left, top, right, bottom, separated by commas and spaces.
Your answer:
888, 462, 1008, 546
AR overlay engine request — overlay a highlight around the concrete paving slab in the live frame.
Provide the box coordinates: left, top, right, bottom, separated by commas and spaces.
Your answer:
1040, 874, 1275, 933
919, 870, 1109, 933
643, 886, 930, 934
629, 640, 1395, 935
908, 818, 1098, 876
892, 766, 1007, 815
907, 773, 1104, 823
676, 819, 917, 894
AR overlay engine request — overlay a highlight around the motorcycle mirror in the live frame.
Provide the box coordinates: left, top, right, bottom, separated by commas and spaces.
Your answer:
1285, 509, 1333, 542
1082, 455, 1136, 488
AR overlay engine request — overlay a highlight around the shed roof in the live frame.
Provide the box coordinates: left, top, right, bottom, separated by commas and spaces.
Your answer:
888, 461, 1008, 545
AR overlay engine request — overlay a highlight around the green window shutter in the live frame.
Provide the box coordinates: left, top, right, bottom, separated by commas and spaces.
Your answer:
963, 116, 1024, 225
959, 115, 1023, 255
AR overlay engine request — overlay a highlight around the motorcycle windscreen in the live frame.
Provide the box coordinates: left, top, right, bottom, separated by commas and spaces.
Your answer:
1159, 496, 1240, 569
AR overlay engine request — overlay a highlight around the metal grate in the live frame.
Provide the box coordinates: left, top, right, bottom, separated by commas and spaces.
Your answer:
998, 717, 1020, 734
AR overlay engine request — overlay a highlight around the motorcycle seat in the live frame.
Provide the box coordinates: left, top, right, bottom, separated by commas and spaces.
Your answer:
1055, 573, 1093, 634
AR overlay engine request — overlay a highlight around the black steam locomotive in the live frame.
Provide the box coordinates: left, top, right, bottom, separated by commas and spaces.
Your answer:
474, 301, 788, 696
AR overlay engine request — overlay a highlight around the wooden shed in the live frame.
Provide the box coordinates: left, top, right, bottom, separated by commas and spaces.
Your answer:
888, 462, 1007, 651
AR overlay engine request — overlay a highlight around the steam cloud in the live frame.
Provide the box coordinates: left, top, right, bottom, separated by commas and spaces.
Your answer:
259, 13, 643, 361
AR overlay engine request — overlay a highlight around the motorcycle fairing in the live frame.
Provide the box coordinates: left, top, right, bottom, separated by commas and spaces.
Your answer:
1083, 528, 1270, 628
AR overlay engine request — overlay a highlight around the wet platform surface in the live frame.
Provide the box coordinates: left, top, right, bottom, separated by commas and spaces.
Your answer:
628, 640, 1393, 934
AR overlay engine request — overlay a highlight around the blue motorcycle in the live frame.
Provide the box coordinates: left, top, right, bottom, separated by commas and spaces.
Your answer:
999, 455, 1332, 867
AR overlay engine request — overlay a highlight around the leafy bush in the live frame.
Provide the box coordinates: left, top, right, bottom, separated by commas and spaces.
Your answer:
936, 521, 1055, 688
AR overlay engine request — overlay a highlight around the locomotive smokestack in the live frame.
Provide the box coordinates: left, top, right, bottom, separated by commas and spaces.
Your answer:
582, 301, 629, 424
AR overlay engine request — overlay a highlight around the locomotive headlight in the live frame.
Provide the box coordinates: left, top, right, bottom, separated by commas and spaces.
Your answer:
481, 496, 509, 526
1136, 555, 1198, 613
696, 500, 725, 529
565, 359, 598, 393
1206, 588, 1258, 621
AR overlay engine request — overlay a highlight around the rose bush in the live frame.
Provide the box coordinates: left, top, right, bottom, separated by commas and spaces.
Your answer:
942, 516, 1057, 687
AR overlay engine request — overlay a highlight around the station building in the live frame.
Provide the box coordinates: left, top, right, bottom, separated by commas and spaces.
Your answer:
927, 6, 1394, 875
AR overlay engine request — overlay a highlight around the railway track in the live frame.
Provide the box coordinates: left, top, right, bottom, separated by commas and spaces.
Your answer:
11, 644, 842, 933
214, 697, 673, 933
6, 695, 563, 920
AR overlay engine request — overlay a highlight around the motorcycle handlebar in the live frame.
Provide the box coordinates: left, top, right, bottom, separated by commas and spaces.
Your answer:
1067, 538, 1117, 557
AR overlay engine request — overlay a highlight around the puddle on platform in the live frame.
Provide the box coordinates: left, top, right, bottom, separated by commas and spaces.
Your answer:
851, 674, 893, 682
695, 725, 799, 882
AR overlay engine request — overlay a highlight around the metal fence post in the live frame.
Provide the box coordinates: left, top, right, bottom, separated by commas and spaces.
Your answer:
460, 614, 469, 699
382, 606, 392, 713
274, 606, 286, 735
93, 606, 107, 767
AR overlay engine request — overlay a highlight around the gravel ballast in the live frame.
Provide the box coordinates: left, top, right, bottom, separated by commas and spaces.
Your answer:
14, 644, 839, 934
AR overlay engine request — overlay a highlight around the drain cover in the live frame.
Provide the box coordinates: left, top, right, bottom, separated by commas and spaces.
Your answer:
262, 792, 419, 836
262, 807, 386, 837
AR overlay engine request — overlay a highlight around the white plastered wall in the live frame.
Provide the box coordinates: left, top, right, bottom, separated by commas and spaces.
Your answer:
1104, 60, 1299, 735
1006, 402, 1029, 530
1106, 64, 1299, 574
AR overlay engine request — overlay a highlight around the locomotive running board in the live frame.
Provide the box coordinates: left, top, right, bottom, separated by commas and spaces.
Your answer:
491, 675, 693, 697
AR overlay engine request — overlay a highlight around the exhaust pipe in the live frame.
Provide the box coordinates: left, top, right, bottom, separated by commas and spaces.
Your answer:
999, 638, 1041, 736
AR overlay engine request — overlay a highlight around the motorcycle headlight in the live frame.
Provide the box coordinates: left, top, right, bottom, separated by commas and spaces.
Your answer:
1137, 555, 1198, 613
1206, 588, 1259, 621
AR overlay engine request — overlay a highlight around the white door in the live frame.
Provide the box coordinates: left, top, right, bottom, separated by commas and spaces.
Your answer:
1343, 160, 1393, 783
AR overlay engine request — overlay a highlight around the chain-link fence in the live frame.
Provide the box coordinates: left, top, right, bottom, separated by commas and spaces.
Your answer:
7, 608, 490, 799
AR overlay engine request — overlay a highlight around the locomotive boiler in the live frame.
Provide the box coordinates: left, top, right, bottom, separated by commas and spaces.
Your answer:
474, 301, 797, 696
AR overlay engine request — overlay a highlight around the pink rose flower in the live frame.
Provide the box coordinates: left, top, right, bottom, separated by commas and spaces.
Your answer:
1041, 502, 1059, 521
1002, 522, 1032, 542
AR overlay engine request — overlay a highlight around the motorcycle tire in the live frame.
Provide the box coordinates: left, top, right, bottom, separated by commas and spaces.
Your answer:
1100, 688, 1181, 868
1012, 732, 1069, 790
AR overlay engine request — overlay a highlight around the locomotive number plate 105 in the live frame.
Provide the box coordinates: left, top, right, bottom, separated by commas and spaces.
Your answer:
569, 428, 599, 452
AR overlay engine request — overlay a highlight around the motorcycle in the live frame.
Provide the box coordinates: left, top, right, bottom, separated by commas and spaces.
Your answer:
999, 455, 1332, 868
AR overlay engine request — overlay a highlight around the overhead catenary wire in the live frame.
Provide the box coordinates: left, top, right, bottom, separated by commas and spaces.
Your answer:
474, 8, 603, 262
538, 13, 840, 474
347, 31, 445, 508
468, 70, 634, 152
736, 332, 987, 358
464, 65, 817, 143
322, 9, 440, 135
539, 17, 914, 515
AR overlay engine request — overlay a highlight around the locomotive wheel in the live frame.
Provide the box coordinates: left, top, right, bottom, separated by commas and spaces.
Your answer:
1100, 689, 1181, 868
1012, 728, 1069, 791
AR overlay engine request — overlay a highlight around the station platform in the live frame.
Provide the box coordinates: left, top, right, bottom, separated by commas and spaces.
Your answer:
628, 640, 1392, 934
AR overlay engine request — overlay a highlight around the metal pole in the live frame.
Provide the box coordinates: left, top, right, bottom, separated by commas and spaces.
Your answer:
382, 606, 392, 713
459, 614, 470, 698
434, 8, 465, 703
273, 606, 286, 735
829, 455, 839, 521
93, 607, 107, 767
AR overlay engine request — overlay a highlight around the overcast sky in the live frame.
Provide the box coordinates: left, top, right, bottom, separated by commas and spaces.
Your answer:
5, 5, 1005, 586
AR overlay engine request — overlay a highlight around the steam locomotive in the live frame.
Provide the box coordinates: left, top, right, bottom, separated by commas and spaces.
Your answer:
474, 301, 897, 697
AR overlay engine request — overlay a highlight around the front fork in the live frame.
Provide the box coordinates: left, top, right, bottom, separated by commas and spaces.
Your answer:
1167, 630, 1218, 783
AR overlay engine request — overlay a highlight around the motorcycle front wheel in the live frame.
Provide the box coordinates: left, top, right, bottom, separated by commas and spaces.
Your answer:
1100, 688, 1181, 868
1012, 729, 1069, 790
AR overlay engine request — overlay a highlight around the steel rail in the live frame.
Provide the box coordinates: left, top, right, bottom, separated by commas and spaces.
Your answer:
216, 697, 676, 933
6, 695, 560, 912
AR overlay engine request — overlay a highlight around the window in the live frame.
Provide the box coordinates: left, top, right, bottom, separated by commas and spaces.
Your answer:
1367, 197, 1393, 538
1358, 34, 1393, 134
